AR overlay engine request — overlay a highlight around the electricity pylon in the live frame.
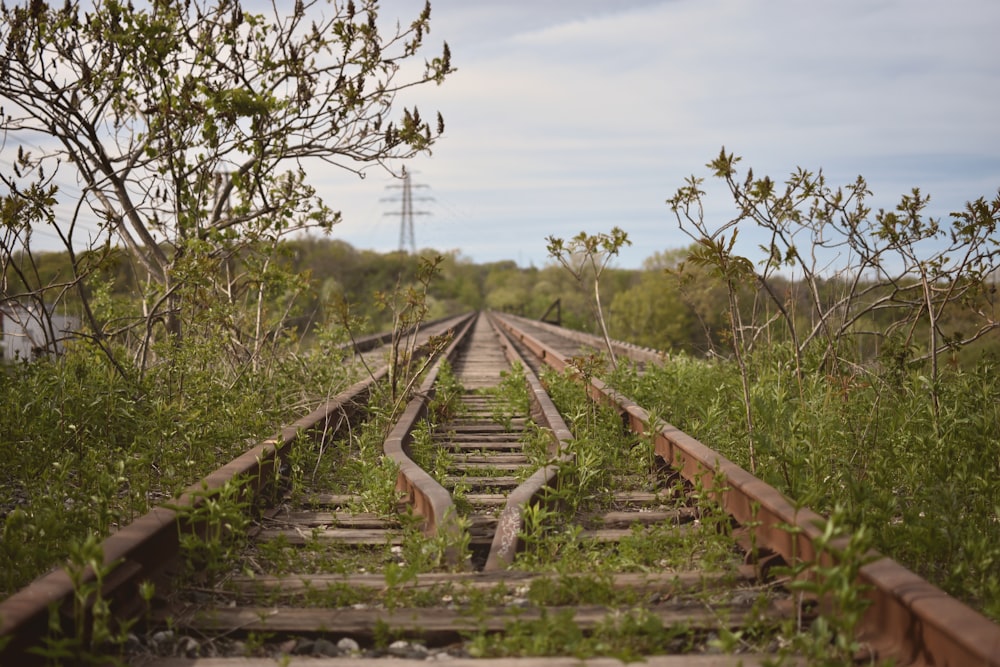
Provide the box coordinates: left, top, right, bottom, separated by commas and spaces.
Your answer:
382, 170, 431, 254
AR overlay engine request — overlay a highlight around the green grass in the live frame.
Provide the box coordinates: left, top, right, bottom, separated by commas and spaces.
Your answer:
0, 334, 354, 597
517, 358, 899, 663
610, 350, 1000, 622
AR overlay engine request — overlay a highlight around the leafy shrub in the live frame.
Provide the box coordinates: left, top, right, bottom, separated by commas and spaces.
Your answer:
0, 332, 352, 596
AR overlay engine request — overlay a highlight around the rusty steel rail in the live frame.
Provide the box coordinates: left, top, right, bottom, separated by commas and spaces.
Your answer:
345, 313, 465, 354
382, 312, 579, 571
482, 313, 574, 570
507, 311, 668, 366
491, 312, 1000, 667
0, 313, 475, 665
382, 313, 476, 541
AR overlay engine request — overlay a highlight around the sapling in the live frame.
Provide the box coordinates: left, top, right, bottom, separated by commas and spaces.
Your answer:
546, 228, 631, 369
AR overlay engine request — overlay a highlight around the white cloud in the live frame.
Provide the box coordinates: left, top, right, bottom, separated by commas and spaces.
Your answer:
372, 0, 1000, 269
15, 0, 1000, 269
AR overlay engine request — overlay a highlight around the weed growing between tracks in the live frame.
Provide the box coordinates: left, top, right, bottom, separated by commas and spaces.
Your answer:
611, 353, 1000, 622
241, 361, 474, 589
486, 361, 531, 427
407, 362, 467, 484
466, 606, 693, 661
28, 535, 145, 666
429, 359, 467, 423
169, 479, 253, 585
541, 356, 666, 504
409, 419, 454, 480
463, 359, 791, 659
482, 361, 555, 480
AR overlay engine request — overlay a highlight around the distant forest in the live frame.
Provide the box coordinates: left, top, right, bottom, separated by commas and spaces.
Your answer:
9, 235, 999, 366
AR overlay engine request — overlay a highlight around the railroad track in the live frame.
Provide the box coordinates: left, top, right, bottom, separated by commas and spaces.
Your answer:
1, 311, 998, 666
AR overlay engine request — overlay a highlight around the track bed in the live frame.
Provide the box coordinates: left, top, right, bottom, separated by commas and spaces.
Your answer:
2, 312, 998, 665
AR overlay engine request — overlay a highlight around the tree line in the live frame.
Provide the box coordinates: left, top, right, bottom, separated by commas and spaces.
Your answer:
6, 234, 998, 369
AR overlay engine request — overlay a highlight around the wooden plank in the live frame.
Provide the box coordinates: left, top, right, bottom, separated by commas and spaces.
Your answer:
447, 441, 524, 451
449, 463, 526, 473
267, 512, 401, 529
464, 493, 509, 506
443, 422, 526, 433
256, 528, 404, 546
142, 654, 796, 666
452, 454, 529, 464
444, 476, 520, 488
169, 602, 792, 636
294, 494, 358, 507
611, 491, 677, 504
444, 434, 524, 451
225, 567, 759, 594
579, 524, 694, 542
596, 508, 697, 528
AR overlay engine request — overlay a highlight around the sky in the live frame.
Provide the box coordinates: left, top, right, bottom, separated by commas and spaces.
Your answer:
321, 0, 1000, 269
7, 0, 1000, 270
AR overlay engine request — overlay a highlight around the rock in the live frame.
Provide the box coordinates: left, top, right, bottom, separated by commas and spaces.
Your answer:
314, 638, 340, 656
150, 630, 174, 652
337, 637, 361, 653
389, 640, 429, 659
408, 643, 430, 659
388, 640, 412, 656
731, 590, 761, 607
177, 635, 199, 658
292, 638, 315, 655
151, 630, 173, 644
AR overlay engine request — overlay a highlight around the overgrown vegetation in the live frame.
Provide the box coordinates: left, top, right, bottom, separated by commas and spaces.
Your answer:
527, 357, 899, 662
2, 20, 998, 653
641, 150, 1000, 622
611, 349, 1000, 622
0, 330, 354, 596
0, 0, 456, 600
1, 0, 453, 366
474, 362, 785, 660
529, 362, 741, 571
28, 535, 143, 666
